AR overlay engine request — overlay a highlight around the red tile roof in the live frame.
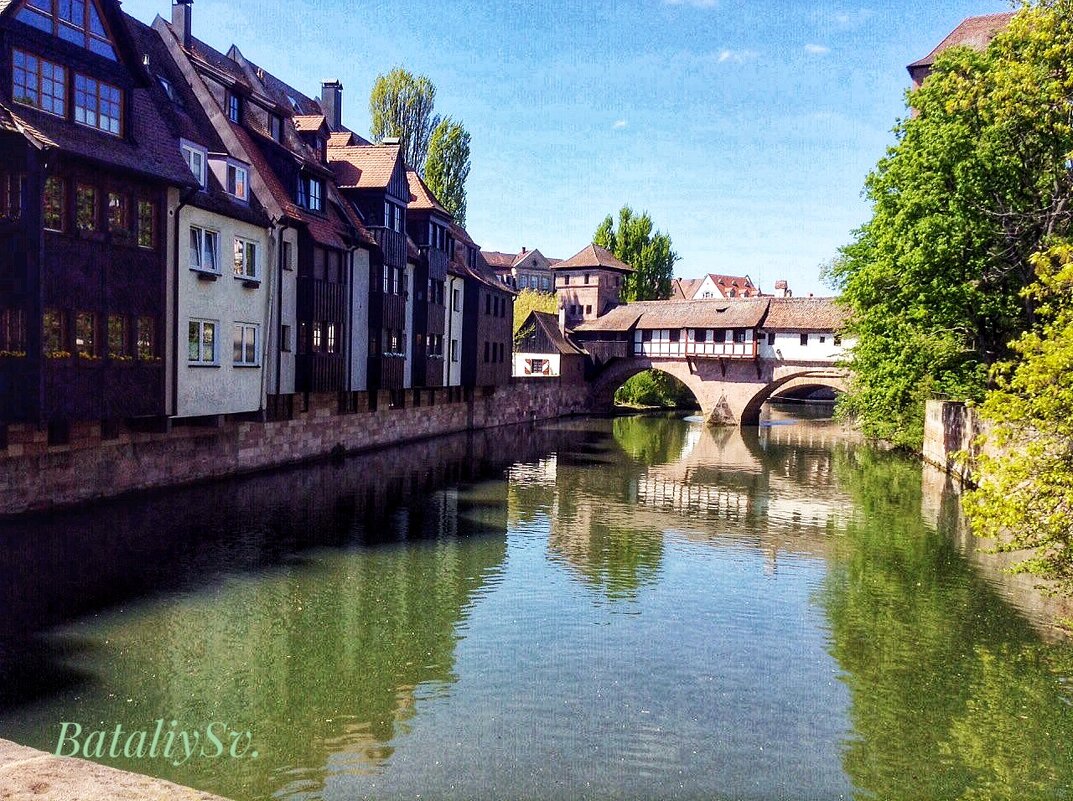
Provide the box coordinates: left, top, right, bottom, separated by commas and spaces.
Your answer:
574, 297, 847, 333
554, 243, 634, 273
327, 143, 401, 190
761, 297, 848, 331
908, 12, 1015, 68
482, 251, 517, 271
293, 114, 328, 133
405, 168, 448, 215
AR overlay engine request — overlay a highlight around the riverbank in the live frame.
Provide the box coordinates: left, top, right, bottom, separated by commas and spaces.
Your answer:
0, 739, 230, 800
0, 379, 587, 517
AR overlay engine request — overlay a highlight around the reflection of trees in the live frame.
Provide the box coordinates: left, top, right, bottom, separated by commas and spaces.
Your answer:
3, 529, 507, 801
821, 448, 1073, 801
612, 415, 690, 465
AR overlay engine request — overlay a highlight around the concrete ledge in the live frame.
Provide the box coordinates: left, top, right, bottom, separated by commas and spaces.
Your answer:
0, 739, 229, 801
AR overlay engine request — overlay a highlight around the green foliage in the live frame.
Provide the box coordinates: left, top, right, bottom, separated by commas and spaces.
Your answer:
594, 206, 678, 301
966, 244, 1073, 593
614, 370, 698, 409
425, 117, 471, 224
512, 289, 559, 339
831, 3, 1073, 448
368, 68, 441, 174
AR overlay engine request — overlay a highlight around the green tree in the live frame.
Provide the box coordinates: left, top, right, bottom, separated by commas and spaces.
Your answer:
966, 244, 1073, 593
829, 3, 1073, 448
614, 370, 698, 409
594, 207, 678, 301
368, 68, 441, 174
425, 117, 471, 224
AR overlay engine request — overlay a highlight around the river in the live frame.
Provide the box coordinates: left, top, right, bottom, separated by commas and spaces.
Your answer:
1, 408, 1072, 801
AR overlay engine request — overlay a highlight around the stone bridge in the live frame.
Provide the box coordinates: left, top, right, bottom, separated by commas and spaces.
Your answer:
588, 356, 849, 426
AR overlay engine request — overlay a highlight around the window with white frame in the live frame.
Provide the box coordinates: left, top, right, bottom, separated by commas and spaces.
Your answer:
308, 178, 322, 212
189, 226, 219, 272
233, 237, 259, 281
188, 319, 217, 364
232, 322, 259, 365
226, 163, 248, 201
181, 142, 207, 188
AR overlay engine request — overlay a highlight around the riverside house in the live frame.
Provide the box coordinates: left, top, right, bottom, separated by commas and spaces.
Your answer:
0, 0, 194, 441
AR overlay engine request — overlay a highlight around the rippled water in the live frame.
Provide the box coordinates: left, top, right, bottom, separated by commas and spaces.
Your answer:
2, 409, 1073, 800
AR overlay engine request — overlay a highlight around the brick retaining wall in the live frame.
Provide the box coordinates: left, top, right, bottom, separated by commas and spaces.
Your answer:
922, 399, 990, 485
0, 379, 589, 516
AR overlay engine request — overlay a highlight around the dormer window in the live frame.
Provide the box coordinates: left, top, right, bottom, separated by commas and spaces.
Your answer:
268, 113, 282, 142
226, 163, 248, 201
16, 0, 117, 60
297, 175, 322, 212
12, 50, 66, 117
74, 73, 122, 135
180, 141, 207, 188
384, 200, 404, 232
226, 91, 240, 123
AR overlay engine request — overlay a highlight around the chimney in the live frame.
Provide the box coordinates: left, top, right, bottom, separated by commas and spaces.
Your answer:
558, 306, 567, 335
774, 279, 791, 299
172, 0, 192, 49
321, 79, 342, 131
521, 247, 527, 254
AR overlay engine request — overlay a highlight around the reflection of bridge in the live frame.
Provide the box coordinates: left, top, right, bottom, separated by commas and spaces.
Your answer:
571, 297, 852, 426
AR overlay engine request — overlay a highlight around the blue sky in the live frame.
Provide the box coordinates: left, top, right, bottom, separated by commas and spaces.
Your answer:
123, 0, 1011, 296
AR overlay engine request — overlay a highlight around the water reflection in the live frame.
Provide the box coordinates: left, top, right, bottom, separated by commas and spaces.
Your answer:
1, 412, 1072, 801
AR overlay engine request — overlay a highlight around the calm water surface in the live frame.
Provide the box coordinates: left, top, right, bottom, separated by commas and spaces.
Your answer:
2, 409, 1073, 801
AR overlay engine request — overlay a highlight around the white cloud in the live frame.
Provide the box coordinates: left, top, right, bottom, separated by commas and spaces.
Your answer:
804, 43, 830, 55
612, 119, 629, 130
827, 8, 875, 29
717, 48, 758, 64
664, 0, 719, 8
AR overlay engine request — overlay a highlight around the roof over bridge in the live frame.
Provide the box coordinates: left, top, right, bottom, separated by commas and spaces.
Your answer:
573, 297, 847, 334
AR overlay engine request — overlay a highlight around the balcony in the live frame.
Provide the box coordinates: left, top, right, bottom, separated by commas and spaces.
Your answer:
422, 246, 450, 280
370, 226, 409, 269
635, 339, 759, 359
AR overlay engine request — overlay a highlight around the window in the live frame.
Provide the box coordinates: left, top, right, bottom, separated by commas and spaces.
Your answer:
1, 172, 24, 221
233, 237, 259, 281
137, 200, 155, 248
541, 276, 550, 290
388, 329, 400, 354
136, 316, 155, 359
75, 184, 96, 231
453, 288, 461, 311
0, 308, 26, 353
584, 274, 591, 285
12, 51, 66, 116
307, 178, 322, 212
381, 266, 389, 294
181, 143, 207, 187
280, 324, 292, 352
268, 113, 282, 142
74, 74, 122, 135
16, 0, 117, 59
734, 329, 747, 344
485, 295, 491, 315
188, 319, 217, 364
226, 91, 240, 123
819, 335, 827, 344
326, 323, 337, 354
669, 328, 680, 342
107, 314, 128, 358
43, 177, 64, 231
74, 312, 96, 358
282, 241, 293, 270
694, 329, 708, 343
483, 341, 490, 363
392, 267, 401, 295
800, 333, 809, 346
189, 226, 220, 272
585, 304, 592, 315
43, 308, 65, 354
312, 322, 322, 351
107, 192, 127, 234
451, 338, 458, 362
232, 323, 259, 365
226, 164, 248, 201
767, 332, 776, 346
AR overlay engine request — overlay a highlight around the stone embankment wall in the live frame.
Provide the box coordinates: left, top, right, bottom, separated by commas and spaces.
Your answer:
0, 379, 589, 516
0, 738, 230, 800
922, 399, 988, 485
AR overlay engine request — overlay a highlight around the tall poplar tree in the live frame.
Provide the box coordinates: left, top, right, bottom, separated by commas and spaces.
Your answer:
593, 207, 678, 301
368, 68, 441, 175
425, 118, 471, 224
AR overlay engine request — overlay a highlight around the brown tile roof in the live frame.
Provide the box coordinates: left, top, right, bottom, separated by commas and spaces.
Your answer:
575, 299, 770, 333
761, 297, 847, 332
293, 114, 328, 133
406, 168, 448, 215
482, 251, 518, 271
327, 144, 401, 189
329, 130, 371, 147
527, 311, 584, 355
908, 12, 1014, 68
554, 243, 634, 273
672, 277, 704, 300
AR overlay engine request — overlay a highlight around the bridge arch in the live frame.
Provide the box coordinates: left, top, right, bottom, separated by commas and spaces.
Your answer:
588, 358, 706, 413
739, 373, 849, 426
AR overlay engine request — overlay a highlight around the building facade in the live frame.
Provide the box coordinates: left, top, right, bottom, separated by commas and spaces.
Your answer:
552, 243, 633, 329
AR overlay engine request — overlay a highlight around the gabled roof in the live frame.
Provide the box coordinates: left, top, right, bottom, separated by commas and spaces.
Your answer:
293, 114, 328, 134
553, 243, 634, 273
761, 297, 847, 331
575, 299, 770, 333
329, 130, 370, 147
327, 143, 402, 190
522, 311, 585, 355
406, 168, 449, 215
482, 251, 517, 271
908, 11, 1014, 69
672, 278, 704, 300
